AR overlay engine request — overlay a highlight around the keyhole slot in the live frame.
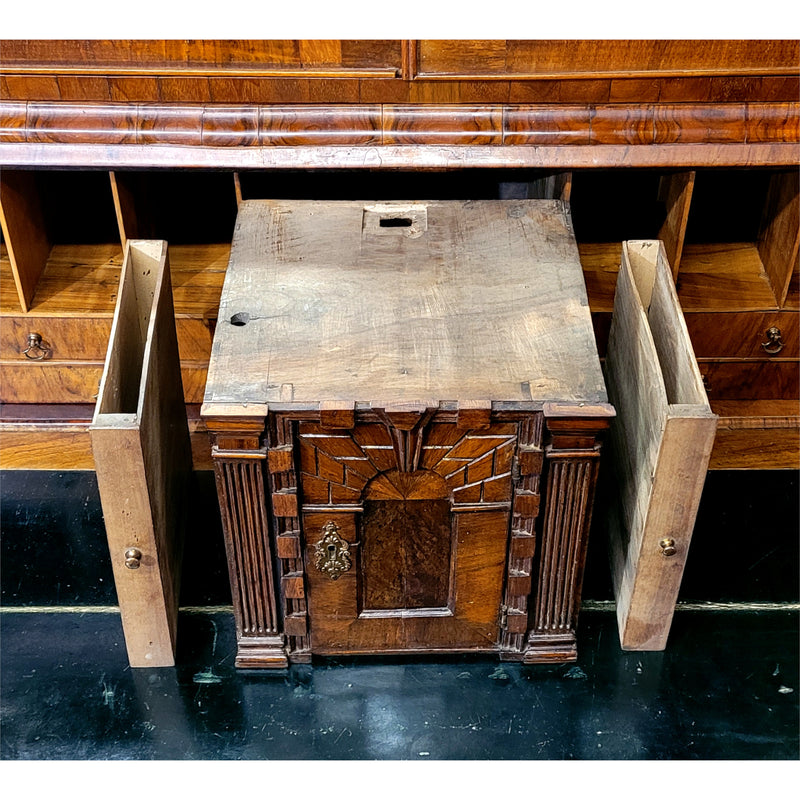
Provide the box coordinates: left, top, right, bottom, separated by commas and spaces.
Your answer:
379, 217, 413, 228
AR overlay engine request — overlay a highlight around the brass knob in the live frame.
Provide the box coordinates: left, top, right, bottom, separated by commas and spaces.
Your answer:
124, 547, 143, 569
22, 332, 52, 361
659, 538, 677, 557
761, 327, 784, 355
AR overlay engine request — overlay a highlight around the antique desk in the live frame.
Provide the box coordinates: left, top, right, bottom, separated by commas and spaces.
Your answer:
1, 40, 797, 660
201, 198, 614, 667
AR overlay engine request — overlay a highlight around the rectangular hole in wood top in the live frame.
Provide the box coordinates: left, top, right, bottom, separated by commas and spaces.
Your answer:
379, 217, 413, 228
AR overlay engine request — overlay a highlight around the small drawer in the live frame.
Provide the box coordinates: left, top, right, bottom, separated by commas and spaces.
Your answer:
697, 360, 800, 400
683, 311, 799, 359
0, 316, 215, 362
0, 362, 208, 404
0, 317, 112, 361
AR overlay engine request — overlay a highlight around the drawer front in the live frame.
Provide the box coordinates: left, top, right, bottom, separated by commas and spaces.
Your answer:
684, 311, 799, 359
0, 317, 112, 361
709, 425, 800, 470
0, 363, 208, 404
0, 316, 214, 362
698, 360, 799, 400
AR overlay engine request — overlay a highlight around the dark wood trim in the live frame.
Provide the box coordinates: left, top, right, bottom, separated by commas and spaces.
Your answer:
0, 66, 399, 79
400, 41, 418, 82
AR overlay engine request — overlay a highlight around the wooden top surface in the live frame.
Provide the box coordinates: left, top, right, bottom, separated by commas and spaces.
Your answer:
204, 199, 607, 411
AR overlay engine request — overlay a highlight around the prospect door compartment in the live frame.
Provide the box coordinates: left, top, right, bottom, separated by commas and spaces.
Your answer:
203, 198, 614, 668
299, 418, 517, 655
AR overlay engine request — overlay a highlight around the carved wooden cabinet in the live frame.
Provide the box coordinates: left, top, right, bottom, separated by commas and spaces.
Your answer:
202, 199, 613, 667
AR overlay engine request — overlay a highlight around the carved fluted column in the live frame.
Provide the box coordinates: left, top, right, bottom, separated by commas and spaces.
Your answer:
523, 403, 614, 664
203, 405, 289, 668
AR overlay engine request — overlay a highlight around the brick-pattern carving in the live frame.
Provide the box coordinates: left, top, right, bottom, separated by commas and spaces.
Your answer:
209, 409, 608, 666
266, 415, 310, 661
297, 420, 519, 508
500, 412, 544, 656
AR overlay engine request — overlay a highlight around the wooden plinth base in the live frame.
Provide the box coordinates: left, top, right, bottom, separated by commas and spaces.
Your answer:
234, 636, 289, 669
522, 633, 578, 664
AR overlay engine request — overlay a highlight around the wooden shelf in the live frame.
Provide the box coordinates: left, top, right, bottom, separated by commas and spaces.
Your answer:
1, 242, 228, 405
677, 243, 779, 312
0, 403, 213, 471
2, 164, 798, 471
578, 242, 622, 313
2, 242, 229, 316
708, 399, 799, 470
2, 241, 227, 320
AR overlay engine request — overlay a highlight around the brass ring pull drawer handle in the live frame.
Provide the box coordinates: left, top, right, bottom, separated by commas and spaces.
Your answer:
761, 327, 784, 355
23, 332, 52, 361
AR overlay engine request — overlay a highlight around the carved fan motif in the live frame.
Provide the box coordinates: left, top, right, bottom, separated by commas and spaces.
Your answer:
297, 421, 518, 505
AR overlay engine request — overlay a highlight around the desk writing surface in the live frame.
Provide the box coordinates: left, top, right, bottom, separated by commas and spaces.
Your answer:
204, 199, 607, 410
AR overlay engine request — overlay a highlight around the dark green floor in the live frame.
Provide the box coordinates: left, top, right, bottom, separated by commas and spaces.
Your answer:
1, 469, 797, 761
1, 607, 797, 760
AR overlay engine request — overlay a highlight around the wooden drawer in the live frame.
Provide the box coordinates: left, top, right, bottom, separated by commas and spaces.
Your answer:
683, 311, 799, 359
0, 316, 112, 361
0, 315, 214, 362
89, 240, 191, 668
605, 240, 717, 652
698, 360, 799, 400
0, 362, 208, 403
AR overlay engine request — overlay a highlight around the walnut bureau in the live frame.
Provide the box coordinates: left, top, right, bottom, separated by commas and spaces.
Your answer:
1, 40, 797, 658
201, 198, 614, 666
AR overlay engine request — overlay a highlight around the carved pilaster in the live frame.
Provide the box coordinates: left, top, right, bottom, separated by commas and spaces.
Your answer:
523, 403, 614, 664
205, 407, 288, 669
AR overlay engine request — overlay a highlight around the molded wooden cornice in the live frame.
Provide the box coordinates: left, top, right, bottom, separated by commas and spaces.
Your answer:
1, 101, 797, 146
1, 102, 797, 169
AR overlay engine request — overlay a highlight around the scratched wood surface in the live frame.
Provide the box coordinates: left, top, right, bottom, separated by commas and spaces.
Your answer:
605, 241, 717, 652
205, 199, 606, 412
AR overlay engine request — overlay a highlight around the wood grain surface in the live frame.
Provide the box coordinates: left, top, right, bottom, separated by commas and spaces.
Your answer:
682, 311, 799, 359
417, 40, 800, 79
3, 142, 797, 171
605, 241, 716, 651
0, 404, 212, 470
89, 241, 192, 667
204, 199, 606, 412
0, 169, 51, 312
708, 399, 799, 469
2, 41, 797, 106
1, 102, 797, 149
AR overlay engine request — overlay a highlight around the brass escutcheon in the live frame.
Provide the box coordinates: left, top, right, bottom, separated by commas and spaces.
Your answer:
761, 327, 784, 355
124, 547, 143, 569
659, 538, 677, 557
22, 332, 52, 361
314, 521, 352, 580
